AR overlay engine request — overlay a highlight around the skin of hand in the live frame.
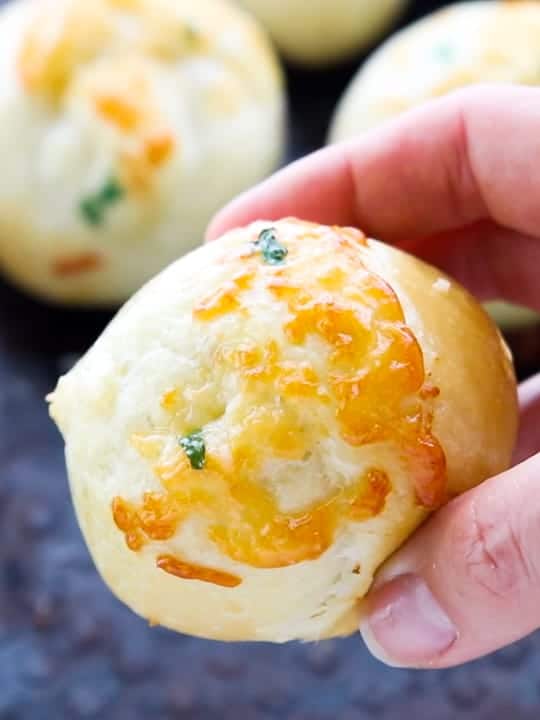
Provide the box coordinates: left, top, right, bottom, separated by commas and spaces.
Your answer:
206, 85, 540, 669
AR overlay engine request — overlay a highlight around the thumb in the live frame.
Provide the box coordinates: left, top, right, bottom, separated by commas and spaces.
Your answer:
361, 453, 540, 669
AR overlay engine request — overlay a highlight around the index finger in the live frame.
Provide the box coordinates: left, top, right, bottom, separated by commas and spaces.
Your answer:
207, 85, 540, 245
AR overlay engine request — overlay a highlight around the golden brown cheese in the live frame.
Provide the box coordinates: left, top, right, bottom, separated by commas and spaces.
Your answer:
95, 95, 142, 132
52, 252, 104, 276
156, 555, 242, 588
18, 0, 206, 101
119, 131, 176, 193
193, 271, 255, 321
112, 222, 446, 586
18, 1, 111, 101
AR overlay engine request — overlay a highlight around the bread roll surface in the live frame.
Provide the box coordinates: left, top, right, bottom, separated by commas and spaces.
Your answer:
50, 218, 518, 642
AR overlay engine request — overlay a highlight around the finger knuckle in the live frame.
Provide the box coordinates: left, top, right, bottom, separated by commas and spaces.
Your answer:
452, 497, 536, 602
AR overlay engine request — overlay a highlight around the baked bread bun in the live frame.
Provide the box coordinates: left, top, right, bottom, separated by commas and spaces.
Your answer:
49, 219, 518, 643
0, 0, 284, 306
236, 0, 408, 67
330, 0, 540, 332
330, 1, 540, 139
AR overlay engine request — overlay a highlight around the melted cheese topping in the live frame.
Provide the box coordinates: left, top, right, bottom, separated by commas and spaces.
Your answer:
18, 0, 207, 101
156, 555, 242, 588
18, 1, 111, 101
193, 271, 255, 321
112, 222, 447, 585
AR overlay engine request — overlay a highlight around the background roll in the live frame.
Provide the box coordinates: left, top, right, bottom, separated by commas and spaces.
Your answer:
235, 0, 409, 67
0, 0, 285, 306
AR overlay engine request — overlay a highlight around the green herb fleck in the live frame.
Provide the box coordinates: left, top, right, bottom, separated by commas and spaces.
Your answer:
79, 177, 125, 227
179, 430, 206, 470
254, 227, 288, 265
100, 178, 124, 204
80, 198, 102, 226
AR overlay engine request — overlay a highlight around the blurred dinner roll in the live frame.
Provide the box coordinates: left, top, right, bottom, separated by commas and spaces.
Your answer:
330, 1, 540, 140
49, 218, 518, 643
330, 0, 540, 331
0, 0, 285, 305
235, 0, 409, 66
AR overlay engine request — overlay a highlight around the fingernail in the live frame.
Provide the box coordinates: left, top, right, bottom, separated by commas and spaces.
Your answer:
361, 574, 457, 667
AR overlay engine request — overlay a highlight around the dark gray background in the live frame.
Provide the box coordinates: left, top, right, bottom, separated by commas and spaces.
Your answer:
1, 1, 539, 718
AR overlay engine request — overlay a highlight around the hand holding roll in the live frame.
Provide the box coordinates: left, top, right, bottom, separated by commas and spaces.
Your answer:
209, 85, 540, 665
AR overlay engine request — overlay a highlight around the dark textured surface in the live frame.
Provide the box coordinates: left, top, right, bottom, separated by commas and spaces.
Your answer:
1, 1, 540, 718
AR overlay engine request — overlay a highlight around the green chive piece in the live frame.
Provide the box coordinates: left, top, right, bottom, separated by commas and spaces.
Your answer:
99, 177, 124, 204
80, 176, 125, 228
179, 430, 206, 470
80, 198, 103, 226
255, 227, 288, 265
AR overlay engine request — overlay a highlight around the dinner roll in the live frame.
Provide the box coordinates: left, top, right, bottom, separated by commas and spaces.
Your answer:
0, 0, 285, 306
330, 0, 540, 332
49, 219, 518, 643
236, 0, 408, 66
330, 1, 540, 140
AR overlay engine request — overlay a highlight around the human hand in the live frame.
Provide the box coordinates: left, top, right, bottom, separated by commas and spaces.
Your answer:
207, 85, 540, 669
